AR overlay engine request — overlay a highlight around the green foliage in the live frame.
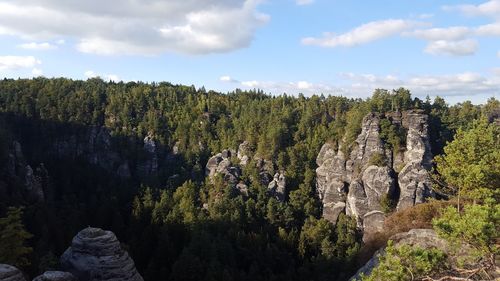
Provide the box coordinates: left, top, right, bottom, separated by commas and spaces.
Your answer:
434, 118, 500, 200
380, 194, 396, 214
0, 78, 494, 280
432, 202, 500, 258
0, 207, 33, 268
368, 153, 387, 167
379, 118, 405, 152
361, 241, 446, 281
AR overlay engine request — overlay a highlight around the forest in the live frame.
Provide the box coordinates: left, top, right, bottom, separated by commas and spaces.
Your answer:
0, 77, 498, 281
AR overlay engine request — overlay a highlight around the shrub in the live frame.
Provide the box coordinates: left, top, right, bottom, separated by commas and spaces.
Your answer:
360, 241, 446, 281
368, 153, 387, 167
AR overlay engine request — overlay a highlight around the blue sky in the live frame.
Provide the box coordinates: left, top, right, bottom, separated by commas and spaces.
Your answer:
0, 0, 499, 103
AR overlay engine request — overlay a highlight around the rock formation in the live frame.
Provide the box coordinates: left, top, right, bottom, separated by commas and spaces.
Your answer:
60, 227, 143, 281
2, 141, 48, 203
32, 271, 77, 281
206, 143, 287, 201
0, 264, 26, 281
316, 110, 434, 238
349, 229, 472, 280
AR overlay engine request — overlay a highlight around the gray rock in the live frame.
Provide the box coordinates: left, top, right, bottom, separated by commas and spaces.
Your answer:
350, 229, 447, 280
0, 264, 26, 281
397, 110, 434, 211
361, 166, 394, 211
268, 172, 286, 201
139, 133, 158, 175
60, 227, 143, 281
237, 141, 251, 166
33, 271, 77, 281
397, 163, 433, 211
236, 182, 249, 196
316, 110, 434, 234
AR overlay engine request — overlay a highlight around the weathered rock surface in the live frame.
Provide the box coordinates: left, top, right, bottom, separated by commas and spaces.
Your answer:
268, 172, 286, 201
60, 227, 143, 281
206, 143, 287, 201
0, 264, 26, 281
397, 111, 434, 211
33, 271, 77, 281
316, 110, 433, 237
205, 149, 241, 185
349, 229, 456, 280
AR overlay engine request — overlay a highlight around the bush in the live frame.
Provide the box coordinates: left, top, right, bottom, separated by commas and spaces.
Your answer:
368, 153, 387, 167
380, 194, 397, 214
432, 201, 500, 260
360, 241, 446, 281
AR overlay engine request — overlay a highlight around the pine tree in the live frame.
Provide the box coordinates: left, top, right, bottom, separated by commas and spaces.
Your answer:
0, 207, 33, 267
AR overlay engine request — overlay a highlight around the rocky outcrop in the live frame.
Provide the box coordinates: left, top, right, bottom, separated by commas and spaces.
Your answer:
33, 271, 77, 281
268, 172, 286, 201
206, 143, 287, 201
205, 149, 240, 185
0, 264, 26, 281
350, 229, 464, 280
316, 110, 433, 237
237, 141, 251, 166
397, 111, 434, 211
2, 141, 48, 203
60, 227, 143, 281
137, 132, 158, 175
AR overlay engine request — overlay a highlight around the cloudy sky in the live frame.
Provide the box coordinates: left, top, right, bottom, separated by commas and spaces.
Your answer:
0, 0, 499, 103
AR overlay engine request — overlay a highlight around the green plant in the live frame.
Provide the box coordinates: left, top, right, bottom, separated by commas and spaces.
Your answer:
360, 241, 446, 281
368, 153, 387, 167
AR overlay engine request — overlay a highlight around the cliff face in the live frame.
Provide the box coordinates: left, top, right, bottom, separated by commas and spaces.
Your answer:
60, 227, 143, 281
0, 141, 48, 204
316, 110, 434, 238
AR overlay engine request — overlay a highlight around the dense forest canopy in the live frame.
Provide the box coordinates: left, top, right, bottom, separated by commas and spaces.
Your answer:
0, 77, 498, 280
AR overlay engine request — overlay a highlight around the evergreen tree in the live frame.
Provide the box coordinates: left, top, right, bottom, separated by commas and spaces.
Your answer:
0, 207, 33, 267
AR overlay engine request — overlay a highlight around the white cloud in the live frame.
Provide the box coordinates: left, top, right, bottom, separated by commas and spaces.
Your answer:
241, 80, 260, 88
220, 76, 239, 83
0, 0, 269, 55
296, 0, 314, 6
406, 26, 471, 41
475, 22, 500, 36
0, 56, 41, 72
18, 42, 57, 50
233, 71, 499, 101
497, 50, 500, 58
424, 39, 478, 56
448, 0, 500, 19
84, 70, 120, 81
340, 72, 499, 98
301, 19, 421, 47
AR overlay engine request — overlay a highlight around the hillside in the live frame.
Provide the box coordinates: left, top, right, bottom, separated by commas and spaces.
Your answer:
0, 78, 498, 281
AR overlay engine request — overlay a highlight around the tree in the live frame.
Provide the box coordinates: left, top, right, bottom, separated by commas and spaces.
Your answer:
0, 207, 33, 267
434, 118, 500, 208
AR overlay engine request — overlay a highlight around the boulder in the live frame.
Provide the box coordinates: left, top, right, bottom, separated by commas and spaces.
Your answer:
60, 227, 143, 281
33, 271, 77, 281
0, 264, 26, 281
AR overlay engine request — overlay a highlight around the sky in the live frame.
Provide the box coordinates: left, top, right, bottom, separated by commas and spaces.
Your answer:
0, 0, 499, 103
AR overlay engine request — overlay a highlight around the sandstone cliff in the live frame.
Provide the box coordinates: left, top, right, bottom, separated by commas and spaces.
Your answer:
316, 110, 434, 238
